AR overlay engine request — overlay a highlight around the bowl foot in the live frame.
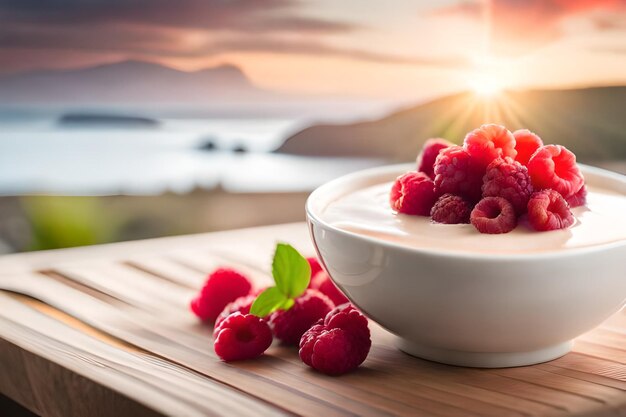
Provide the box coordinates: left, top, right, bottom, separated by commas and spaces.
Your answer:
397, 339, 573, 368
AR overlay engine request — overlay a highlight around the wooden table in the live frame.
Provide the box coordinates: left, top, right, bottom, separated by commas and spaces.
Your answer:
0, 223, 624, 417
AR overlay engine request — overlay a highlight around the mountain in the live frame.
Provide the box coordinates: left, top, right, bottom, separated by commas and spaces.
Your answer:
0, 60, 272, 105
277, 86, 626, 163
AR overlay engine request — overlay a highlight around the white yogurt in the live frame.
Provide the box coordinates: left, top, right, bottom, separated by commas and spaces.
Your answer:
321, 182, 626, 254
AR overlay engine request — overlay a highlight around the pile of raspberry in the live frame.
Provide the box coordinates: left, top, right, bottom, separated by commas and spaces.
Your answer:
392, 124, 586, 234
191, 261, 369, 375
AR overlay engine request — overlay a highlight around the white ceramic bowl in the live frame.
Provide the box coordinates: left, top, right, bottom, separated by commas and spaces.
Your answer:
306, 164, 626, 368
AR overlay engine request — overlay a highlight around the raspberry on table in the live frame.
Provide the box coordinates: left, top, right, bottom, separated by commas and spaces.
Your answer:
190, 268, 252, 322
433, 146, 484, 202
463, 124, 517, 169
527, 189, 575, 231
390, 171, 437, 216
430, 194, 471, 224
470, 196, 517, 234
527, 145, 584, 199
269, 289, 333, 345
323, 304, 371, 343
215, 294, 256, 331
416, 138, 453, 179
299, 304, 371, 375
310, 271, 349, 306
307, 257, 323, 280
482, 157, 533, 215
566, 184, 587, 208
213, 313, 273, 361
513, 129, 543, 166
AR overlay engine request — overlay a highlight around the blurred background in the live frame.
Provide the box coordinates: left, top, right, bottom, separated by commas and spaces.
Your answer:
1, 0, 625, 253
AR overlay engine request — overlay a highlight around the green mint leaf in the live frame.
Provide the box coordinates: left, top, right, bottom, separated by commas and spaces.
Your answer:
272, 243, 311, 298
250, 243, 311, 317
279, 297, 295, 311
250, 287, 288, 318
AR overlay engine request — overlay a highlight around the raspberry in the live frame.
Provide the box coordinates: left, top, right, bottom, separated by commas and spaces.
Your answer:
299, 304, 371, 375
527, 145, 584, 199
298, 324, 325, 364
430, 194, 471, 224
482, 157, 533, 214
213, 313, 272, 361
301, 328, 358, 375
311, 271, 349, 306
307, 257, 323, 285
463, 124, 517, 169
513, 129, 543, 166
433, 146, 484, 202
390, 171, 437, 216
269, 289, 333, 345
215, 294, 256, 331
566, 184, 587, 208
190, 268, 252, 322
470, 196, 517, 234
527, 189, 575, 231
323, 304, 370, 343
416, 138, 453, 179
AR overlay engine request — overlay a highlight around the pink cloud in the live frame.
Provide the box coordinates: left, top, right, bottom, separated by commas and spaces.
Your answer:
429, 0, 626, 55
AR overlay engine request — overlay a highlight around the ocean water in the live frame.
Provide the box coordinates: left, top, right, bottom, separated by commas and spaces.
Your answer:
0, 116, 384, 195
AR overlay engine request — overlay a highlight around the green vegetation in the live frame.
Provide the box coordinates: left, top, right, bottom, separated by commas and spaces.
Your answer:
22, 196, 120, 250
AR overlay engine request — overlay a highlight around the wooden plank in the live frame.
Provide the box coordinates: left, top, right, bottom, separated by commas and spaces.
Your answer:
572, 340, 626, 364
491, 366, 625, 406
3, 271, 625, 417
0, 293, 288, 417
170, 250, 274, 290
270, 349, 534, 417
0, 223, 307, 273
0, 275, 381, 417
369, 345, 603, 414
50, 261, 194, 314
548, 353, 626, 383
578, 328, 626, 352
537, 363, 626, 390
0, 338, 164, 417
0, 274, 535, 416
0, 223, 625, 417
124, 256, 206, 289
168, 230, 626, 416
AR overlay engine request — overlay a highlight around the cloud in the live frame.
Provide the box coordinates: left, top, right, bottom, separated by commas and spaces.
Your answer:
0, 23, 184, 55
0, 0, 466, 72
0, 48, 124, 75
593, 46, 626, 54
0, 0, 357, 33
592, 13, 626, 30
428, 0, 626, 55
205, 38, 469, 66
427, 1, 482, 19
0, 22, 467, 68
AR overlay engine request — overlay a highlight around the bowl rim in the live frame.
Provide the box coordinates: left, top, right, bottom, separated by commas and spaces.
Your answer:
306, 163, 626, 260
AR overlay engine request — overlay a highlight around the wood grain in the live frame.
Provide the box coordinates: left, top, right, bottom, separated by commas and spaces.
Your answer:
0, 223, 624, 417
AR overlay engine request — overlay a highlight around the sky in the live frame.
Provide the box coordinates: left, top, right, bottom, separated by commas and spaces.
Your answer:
1, 0, 626, 100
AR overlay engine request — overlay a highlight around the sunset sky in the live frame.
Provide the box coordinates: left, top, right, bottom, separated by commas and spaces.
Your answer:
1, 0, 626, 100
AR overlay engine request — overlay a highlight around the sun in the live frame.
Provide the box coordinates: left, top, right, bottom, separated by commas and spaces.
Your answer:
465, 55, 517, 98
470, 74, 503, 97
